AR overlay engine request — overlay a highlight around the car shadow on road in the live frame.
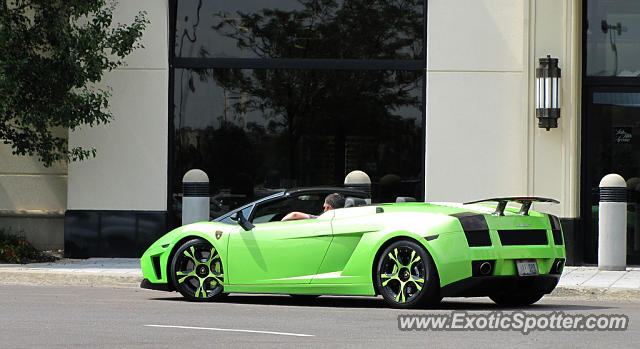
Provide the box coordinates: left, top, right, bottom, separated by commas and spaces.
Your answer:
148, 294, 615, 311
437, 300, 613, 312
149, 294, 388, 308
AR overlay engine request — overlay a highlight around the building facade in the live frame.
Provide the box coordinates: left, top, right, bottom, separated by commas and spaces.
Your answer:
2, 0, 639, 265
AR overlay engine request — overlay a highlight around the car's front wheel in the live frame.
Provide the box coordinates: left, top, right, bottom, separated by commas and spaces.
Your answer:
375, 240, 440, 309
489, 293, 544, 306
170, 238, 225, 302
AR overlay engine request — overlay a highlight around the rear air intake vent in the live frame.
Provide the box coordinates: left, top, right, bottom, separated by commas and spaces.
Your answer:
548, 215, 563, 245
498, 229, 548, 246
451, 212, 492, 247
552, 229, 563, 245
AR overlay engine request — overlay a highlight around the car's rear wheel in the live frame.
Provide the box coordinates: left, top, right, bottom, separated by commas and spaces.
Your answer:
375, 240, 440, 309
489, 293, 544, 306
170, 238, 225, 302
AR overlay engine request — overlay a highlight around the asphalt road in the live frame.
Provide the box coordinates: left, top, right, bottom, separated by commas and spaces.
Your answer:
0, 285, 639, 348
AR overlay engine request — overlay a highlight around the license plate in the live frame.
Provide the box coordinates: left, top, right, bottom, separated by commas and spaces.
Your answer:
516, 259, 539, 276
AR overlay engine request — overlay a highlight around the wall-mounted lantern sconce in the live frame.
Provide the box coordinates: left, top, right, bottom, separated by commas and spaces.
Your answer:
536, 55, 561, 131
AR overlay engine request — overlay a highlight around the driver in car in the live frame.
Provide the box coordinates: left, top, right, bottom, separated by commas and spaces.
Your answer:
281, 193, 345, 221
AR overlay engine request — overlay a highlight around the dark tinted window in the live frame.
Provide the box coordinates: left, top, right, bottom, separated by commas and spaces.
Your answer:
169, 1, 425, 228
583, 90, 640, 262
175, 0, 424, 60
172, 67, 424, 211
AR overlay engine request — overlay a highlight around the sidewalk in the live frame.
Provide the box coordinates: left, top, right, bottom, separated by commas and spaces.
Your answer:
0, 258, 142, 288
1, 259, 640, 300
552, 266, 640, 300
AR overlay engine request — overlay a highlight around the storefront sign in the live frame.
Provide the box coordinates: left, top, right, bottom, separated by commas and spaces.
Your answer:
615, 127, 632, 144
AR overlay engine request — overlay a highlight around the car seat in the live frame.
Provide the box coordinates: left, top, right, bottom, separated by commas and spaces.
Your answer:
344, 197, 367, 208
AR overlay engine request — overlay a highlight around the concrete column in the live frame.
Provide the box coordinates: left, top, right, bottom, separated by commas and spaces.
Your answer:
182, 169, 209, 225
598, 173, 627, 271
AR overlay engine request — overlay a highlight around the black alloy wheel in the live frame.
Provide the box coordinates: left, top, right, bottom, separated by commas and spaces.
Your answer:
375, 240, 440, 308
170, 238, 225, 301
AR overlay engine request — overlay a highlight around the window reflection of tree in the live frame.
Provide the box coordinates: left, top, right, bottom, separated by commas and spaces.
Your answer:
182, 68, 422, 190
175, 0, 424, 203
208, 0, 423, 60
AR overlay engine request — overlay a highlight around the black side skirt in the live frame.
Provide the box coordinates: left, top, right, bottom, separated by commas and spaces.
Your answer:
440, 275, 560, 297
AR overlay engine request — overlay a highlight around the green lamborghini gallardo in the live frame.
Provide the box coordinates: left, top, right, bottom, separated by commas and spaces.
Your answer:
140, 187, 565, 308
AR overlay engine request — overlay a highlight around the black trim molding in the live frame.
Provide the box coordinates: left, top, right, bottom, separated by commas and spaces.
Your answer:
599, 187, 628, 202
183, 182, 210, 197
174, 58, 425, 71
64, 210, 167, 258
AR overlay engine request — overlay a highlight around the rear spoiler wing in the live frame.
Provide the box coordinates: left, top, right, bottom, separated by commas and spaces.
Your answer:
463, 197, 559, 216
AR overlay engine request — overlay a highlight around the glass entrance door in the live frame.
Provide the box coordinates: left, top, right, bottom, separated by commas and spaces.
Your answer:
583, 89, 640, 264
583, 0, 640, 264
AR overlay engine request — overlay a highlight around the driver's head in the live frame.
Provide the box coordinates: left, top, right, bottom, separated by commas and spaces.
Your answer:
323, 193, 345, 212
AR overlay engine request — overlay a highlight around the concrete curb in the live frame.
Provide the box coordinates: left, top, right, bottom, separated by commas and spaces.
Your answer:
549, 285, 640, 301
0, 269, 142, 288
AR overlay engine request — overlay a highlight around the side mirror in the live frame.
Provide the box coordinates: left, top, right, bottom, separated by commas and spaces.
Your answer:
230, 211, 255, 231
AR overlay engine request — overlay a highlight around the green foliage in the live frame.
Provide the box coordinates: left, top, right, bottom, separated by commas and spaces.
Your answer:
0, 0, 148, 166
0, 228, 38, 263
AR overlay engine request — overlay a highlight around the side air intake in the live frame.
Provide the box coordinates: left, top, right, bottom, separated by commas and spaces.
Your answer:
152, 256, 162, 280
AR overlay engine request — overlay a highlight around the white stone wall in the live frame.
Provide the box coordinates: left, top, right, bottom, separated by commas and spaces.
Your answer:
67, 0, 169, 211
0, 144, 67, 212
530, 0, 582, 218
426, 0, 581, 217
0, 135, 67, 249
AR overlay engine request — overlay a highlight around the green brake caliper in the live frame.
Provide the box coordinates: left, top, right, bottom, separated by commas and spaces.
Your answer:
177, 245, 224, 298
380, 248, 424, 303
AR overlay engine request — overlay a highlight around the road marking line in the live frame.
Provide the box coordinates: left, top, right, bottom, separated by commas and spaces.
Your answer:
144, 324, 315, 337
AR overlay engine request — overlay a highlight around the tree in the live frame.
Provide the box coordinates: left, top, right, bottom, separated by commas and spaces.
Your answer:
0, 0, 148, 166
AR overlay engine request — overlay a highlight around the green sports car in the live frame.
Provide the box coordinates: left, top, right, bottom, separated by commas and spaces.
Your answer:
140, 187, 565, 308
